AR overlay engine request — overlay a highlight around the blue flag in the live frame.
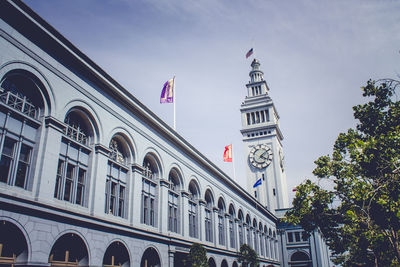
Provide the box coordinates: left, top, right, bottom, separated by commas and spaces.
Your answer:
253, 178, 262, 188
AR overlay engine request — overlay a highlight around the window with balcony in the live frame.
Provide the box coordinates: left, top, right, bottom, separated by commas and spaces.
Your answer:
141, 155, 159, 227
54, 111, 92, 206
0, 72, 44, 190
105, 138, 128, 218
204, 190, 214, 242
188, 181, 199, 238
168, 169, 181, 233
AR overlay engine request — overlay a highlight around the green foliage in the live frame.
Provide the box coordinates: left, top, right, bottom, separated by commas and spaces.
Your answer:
237, 244, 259, 267
185, 242, 208, 267
285, 79, 400, 266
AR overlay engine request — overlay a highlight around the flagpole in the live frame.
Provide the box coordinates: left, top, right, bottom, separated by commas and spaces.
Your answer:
173, 75, 176, 130
232, 143, 237, 181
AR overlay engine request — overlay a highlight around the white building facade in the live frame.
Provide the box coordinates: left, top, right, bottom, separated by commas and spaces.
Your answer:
0, 1, 281, 266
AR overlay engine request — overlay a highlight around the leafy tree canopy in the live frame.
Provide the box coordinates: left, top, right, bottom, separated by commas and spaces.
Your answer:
185, 242, 208, 267
237, 244, 259, 267
284, 79, 400, 266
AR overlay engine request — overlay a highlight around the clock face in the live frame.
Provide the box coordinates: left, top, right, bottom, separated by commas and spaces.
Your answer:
249, 144, 273, 169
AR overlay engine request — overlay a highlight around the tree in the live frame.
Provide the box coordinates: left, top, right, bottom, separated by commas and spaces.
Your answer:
185, 242, 208, 267
237, 244, 259, 267
285, 79, 400, 266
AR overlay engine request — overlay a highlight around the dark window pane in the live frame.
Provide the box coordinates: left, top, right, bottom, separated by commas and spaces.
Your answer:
0, 155, 12, 184
15, 161, 28, 188
3, 137, 16, 156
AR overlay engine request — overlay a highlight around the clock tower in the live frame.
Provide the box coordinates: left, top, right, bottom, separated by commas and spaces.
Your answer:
240, 59, 288, 212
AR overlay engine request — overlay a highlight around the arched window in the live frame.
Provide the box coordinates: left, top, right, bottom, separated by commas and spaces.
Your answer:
238, 210, 244, 246
0, 71, 44, 190
204, 190, 214, 242
105, 137, 129, 218
54, 110, 93, 206
253, 219, 258, 253
218, 198, 226, 246
0, 220, 28, 265
269, 229, 275, 260
168, 168, 181, 233
188, 181, 199, 238
103, 241, 130, 267
259, 223, 264, 257
49, 233, 88, 266
246, 215, 251, 246
228, 204, 236, 248
264, 226, 269, 258
291, 251, 310, 262
208, 257, 216, 267
141, 154, 159, 227
140, 247, 160, 267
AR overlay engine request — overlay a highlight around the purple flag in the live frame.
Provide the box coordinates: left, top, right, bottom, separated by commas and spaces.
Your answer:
160, 78, 174, 103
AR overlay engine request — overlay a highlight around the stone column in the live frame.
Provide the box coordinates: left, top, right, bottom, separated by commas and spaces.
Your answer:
159, 178, 169, 234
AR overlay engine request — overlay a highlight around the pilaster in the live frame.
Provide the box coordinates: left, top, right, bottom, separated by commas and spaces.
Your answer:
199, 199, 206, 241
181, 190, 190, 237
159, 178, 169, 234
131, 164, 144, 226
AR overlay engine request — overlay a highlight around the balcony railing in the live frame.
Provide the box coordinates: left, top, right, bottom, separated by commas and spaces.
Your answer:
64, 124, 88, 145
0, 90, 38, 119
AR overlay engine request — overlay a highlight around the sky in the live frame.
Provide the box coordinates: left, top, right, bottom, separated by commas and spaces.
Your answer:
23, 0, 400, 204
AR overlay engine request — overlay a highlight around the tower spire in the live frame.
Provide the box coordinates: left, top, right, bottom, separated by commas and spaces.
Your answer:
246, 59, 269, 97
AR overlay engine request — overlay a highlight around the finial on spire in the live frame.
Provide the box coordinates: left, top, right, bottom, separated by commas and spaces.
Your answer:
251, 58, 260, 71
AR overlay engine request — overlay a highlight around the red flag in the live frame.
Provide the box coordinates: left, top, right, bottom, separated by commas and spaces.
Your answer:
223, 144, 232, 162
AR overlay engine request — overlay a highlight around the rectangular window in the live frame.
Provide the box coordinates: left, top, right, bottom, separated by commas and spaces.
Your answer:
189, 201, 197, 238
288, 232, 293, 243
63, 164, 74, 202
247, 113, 251, 125
302, 231, 308, 241
168, 191, 179, 233
229, 220, 235, 248
295, 231, 301, 242
218, 215, 225, 245
75, 168, 85, 205
15, 144, 32, 188
0, 137, 16, 184
143, 195, 148, 224
55, 140, 89, 207
118, 185, 125, 217
150, 198, 155, 226
54, 160, 64, 198
110, 181, 116, 214
239, 225, 243, 246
